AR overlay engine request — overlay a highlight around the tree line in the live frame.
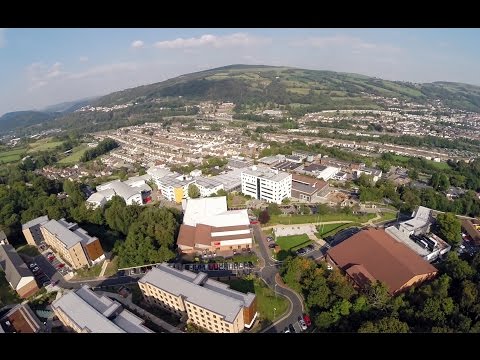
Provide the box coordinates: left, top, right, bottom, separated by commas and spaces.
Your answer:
80, 138, 119, 162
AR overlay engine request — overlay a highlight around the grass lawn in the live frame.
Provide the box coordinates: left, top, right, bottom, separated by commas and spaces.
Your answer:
16, 245, 41, 257
104, 257, 119, 277
374, 212, 398, 223
0, 271, 21, 306
58, 144, 88, 164
226, 278, 288, 323
276, 234, 312, 251
428, 161, 451, 170
73, 262, 103, 279
315, 222, 354, 238
27, 138, 63, 153
0, 148, 26, 163
267, 213, 375, 225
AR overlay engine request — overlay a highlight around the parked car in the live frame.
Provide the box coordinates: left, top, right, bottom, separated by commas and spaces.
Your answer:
51, 280, 59, 286
32, 267, 40, 273
213, 263, 219, 271
269, 243, 277, 248
266, 236, 274, 242
228, 263, 233, 270
56, 263, 65, 269
298, 319, 307, 331
288, 324, 296, 333
42, 281, 50, 288
184, 264, 190, 270
303, 314, 311, 327
208, 263, 214, 270
29, 263, 37, 269
250, 220, 259, 225
234, 262, 239, 269
283, 327, 290, 333
219, 263, 225, 270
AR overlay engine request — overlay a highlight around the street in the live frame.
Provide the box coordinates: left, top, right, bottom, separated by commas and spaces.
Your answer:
251, 224, 305, 333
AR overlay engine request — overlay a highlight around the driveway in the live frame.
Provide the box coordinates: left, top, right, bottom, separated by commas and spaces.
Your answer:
251, 224, 306, 333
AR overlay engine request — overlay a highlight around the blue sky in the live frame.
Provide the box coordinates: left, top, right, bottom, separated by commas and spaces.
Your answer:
1, 28, 479, 116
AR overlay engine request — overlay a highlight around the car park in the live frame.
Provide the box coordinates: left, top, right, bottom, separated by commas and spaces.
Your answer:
288, 324, 296, 333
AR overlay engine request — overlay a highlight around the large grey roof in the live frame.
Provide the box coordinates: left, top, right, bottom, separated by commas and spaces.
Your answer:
22, 215, 49, 230
52, 285, 152, 333
139, 264, 255, 323
42, 219, 97, 248
0, 244, 34, 289
108, 181, 141, 201
195, 177, 223, 189
242, 167, 291, 182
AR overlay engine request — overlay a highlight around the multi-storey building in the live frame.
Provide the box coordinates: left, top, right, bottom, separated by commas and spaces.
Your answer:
0, 244, 39, 298
241, 166, 292, 204
22, 215, 49, 246
52, 285, 152, 333
139, 264, 257, 333
40, 219, 105, 270
157, 173, 196, 203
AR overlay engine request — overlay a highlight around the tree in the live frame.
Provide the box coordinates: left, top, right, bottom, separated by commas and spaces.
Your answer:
436, 212, 462, 247
267, 203, 282, 216
443, 252, 475, 281
358, 317, 409, 333
316, 203, 330, 215
258, 210, 270, 224
188, 184, 200, 199
299, 204, 311, 215
366, 281, 391, 310
408, 168, 419, 181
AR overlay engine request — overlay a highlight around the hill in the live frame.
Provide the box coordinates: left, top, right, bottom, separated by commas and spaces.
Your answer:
41, 96, 101, 114
0, 111, 60, 134
7, 64, 480, 135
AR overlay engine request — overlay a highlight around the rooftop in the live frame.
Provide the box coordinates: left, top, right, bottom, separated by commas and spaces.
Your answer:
42, 219, 97, 249
139, 265, 255, 323
22, 215, 49, 230
0, 244, 34, 289
51, 285, 152, 333
242, 167, 291, 182
158, 173, 194, 187
195, 177, 223, 189
327, 228, 437, 294
1, 304, 42, 333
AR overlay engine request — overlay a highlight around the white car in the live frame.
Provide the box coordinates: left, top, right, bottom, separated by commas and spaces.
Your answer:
298, 319, 307, 331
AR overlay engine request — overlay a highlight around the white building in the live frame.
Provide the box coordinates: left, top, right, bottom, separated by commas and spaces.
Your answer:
87, 177, 152, 208
147, 166, 174, 187
353, 167, 383, 183
241, 166, 291, 204
157, 173, 196, 203
195, 177, 224, 197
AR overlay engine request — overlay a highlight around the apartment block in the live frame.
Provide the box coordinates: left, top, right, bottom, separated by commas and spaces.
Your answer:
241, 166, 292, 204
52, 285, 152, 333
139, 264, 257, 333
22, 215, 49, 246
0, 244, 39, 298
40, 219, 105, 270
158, 173, 196, 203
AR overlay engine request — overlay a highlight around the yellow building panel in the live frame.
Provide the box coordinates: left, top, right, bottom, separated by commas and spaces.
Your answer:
174, 187, 184, 203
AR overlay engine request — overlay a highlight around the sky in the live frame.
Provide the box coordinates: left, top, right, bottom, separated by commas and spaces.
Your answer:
1, 28, 479, 116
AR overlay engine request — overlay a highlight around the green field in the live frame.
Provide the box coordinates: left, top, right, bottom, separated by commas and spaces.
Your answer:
315, 222, 354, 238
0, 148, 26, 163
58, 144, 88, 164
226, 278, 288, 323
27, 138, 63, 153
276, 234, 312, 251
267, 213, 375, 225
390, 154, 450, 170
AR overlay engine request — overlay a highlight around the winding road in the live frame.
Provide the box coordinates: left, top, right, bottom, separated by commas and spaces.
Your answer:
251, 224, 305, 333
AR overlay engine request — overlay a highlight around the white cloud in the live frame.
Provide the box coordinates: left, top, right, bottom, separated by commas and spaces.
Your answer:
0, 28, 5, 48
79, 56, 89, 62
293, 34, 402, 53
154, 33, 270, 49
131, 40, 144, 49
27, 62, 66, 91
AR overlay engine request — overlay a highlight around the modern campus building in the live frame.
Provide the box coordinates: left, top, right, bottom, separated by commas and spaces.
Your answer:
138, 264, 257, 333
241, 166, 292, 204
0, 244, 39, 298
87, 176, 152, 208
157, 173, 196, 203
302, 164, 340, 181
326, 228, 438, 295
177, 197, 252, 255
22, 215, 49, 246
40, 219, 105, 270
52, 285, 153, 333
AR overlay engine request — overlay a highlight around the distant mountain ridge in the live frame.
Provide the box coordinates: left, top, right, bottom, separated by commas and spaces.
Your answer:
4, 64, 480, 135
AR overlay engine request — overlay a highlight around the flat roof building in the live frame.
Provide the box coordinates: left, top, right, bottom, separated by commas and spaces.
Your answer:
291, 173, 330, 202
241, 166, 291, 204
178, 197, 252, 255
326, 228, 437, 295
41, 219, 105, 270
139, 264, 257, 333
52, 285, 153, 333
22, 215, 49, 246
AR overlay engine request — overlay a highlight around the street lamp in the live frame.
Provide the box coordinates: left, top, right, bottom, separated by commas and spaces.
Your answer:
273, 307, 277, 320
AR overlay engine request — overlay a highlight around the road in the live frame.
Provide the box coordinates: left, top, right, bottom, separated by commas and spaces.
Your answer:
251, 224, 305, 333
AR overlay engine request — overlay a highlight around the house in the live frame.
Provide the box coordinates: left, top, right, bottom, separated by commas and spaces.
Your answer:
52, 285, 153, 333
0, 244, 39, 298
353, 166, 383, 183
139, 264, 257, 333
177, 196, 252, 255
40, 219, 105, 270
88, 177, 151, 208
22, 215, 49, 246
0, 303, 43, 333
303, 164, 339, 181
291, 173, 330, 202
326, 228, 438, 295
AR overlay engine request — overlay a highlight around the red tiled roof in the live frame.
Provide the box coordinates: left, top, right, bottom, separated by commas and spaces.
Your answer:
177, 224, 252, 249
327, 228, 437, 294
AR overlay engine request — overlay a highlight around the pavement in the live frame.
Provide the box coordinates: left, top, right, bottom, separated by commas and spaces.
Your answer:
251, 224, 306, 333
